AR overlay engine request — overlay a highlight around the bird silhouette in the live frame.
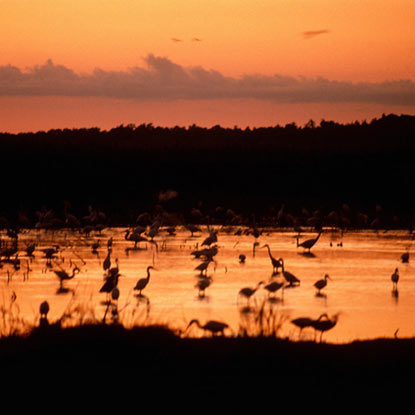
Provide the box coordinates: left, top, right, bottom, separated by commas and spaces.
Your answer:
103, 248, 111, 272
291, 316, 315, 337
263, 280, 285, 299
261, 244, 283, 274
314, 274, 331, 295
296, 232, 322, 252
185, 319, 229, 336
239, 254, 246, 264
195, 258, 215, 276
310, 313, 340, 343
134, 265, 155, 295
53, 265, 80, 290
401, 252, 409, 263
238, 281, 264, 305
125, 229, 148, 248
391, 268, 399, 291
195, 275, 212, 297
100, 266, 121, 302
39, 300, 50, 326
280, 260, 300, 286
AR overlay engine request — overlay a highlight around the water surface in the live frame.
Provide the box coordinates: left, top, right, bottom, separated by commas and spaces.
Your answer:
1, 226, 414, 343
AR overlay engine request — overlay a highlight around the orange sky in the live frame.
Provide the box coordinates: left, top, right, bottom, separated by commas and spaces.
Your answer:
1, 0, 414, 132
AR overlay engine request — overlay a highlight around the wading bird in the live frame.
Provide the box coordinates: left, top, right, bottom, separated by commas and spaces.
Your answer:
391, 268, 399, 291
281, 260, 301, 286
125, 229, 148, 248
39, 300, 50, 326
263, 280, 285, 299
296, 232, 322, 253
134, 265, 155, 295
100, 268, 121, 302
239, 254, 246, 264
195, 275, 212, 297
291, 316, 315, 337
314, 274, 331, 295
261, 244, 283, 274
53, 265, 80, 290
238, 281, 264, 305
310, 313, 340, 343
195, 258, 215, 276
185, 319, 229, 336
103, 248, 111, 272
401, 252, 409, 263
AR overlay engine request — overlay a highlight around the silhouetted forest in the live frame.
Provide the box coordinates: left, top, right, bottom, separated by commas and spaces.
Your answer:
1, 113, 415, 228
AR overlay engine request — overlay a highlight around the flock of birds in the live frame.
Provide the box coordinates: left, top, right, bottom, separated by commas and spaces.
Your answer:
0, 221, 408, 342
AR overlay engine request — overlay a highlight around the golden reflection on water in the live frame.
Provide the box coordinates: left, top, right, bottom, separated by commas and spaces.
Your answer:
1, 226, 414, 343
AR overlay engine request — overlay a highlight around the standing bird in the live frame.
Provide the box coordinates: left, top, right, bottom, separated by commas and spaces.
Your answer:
185, 319, 229, 336
134, 265, 156, 296
391, 268, 399, 291
310, 313, 340, 343
195, 275, 212, 297
262, 244, 283, 275
239, 254, 246, 264
195, 258, 215, 276
281, 260, 301, 286
103, 248, 112, 272
263, 280, 285, 299
401, 252, 409, 263
53, 266, 80, 290
238, 281, 264, 305
100, 267, 121, 302
296, 232, 322, 253
314, 274, 331, 295
125, 229, 148, 248
291, 316, 315, 337
39, 300, 50, 327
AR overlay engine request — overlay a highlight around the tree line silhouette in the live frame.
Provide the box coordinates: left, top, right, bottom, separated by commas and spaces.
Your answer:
1, 113, 415, 227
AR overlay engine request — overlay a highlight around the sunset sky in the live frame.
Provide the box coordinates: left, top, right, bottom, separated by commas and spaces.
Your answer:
1, 0, 414, 133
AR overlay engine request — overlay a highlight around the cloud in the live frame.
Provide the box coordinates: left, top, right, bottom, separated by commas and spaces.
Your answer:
0, 55, 414, 105
303, 29, 330, 39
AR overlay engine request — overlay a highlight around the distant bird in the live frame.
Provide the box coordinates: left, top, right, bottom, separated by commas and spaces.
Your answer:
239, 254, 246, 264
401, 252, 409, 263
185, 319, 229, 336
201, 230, 218, 246
42, 245, 60, 264
262, 244, 283, 274
263, 280, 285, 299
253, 241, 260, 257
195, 258, 215, 276
100, 266, 121, 301
39, 300, 50, 319
238, 281, 264, 305
134, 265, 155, 295
195, 275, 212, 297
125, 229, 148, 248
310, 313, 340, 343
314, 274, 331, 295
39, 300, 50, 326
296, 232, 322, 252
103, 248, 111, 272
281, 260, 301, 286
391, 268, 399, 291
291, 316, 315, 336
53, 266, 80, 289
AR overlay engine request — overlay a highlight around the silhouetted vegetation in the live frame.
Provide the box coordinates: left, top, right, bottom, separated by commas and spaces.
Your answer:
1, 113, 415, 228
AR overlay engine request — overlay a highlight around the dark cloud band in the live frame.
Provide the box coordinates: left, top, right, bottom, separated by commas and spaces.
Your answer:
0, 55, 413, 105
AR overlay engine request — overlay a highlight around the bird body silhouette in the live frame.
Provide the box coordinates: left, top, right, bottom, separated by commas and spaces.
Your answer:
297, 232, 321, 252
291, 316, 315, 336
264, 280, 285, 298
186, 319, 229, 336
310, 313, 339, 342
125, 229, 148, 248
238, 281, 264, 304
314, 274, 331, 294
262, 244, 283, 274
134, 266, 155, 295
53, 266, 80, 289
281, 261, 300, 286
391, 268, 399, 291
195, 275, 212, 297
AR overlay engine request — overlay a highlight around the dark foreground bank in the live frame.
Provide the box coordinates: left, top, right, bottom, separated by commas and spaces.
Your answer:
1, 323, 414, 402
